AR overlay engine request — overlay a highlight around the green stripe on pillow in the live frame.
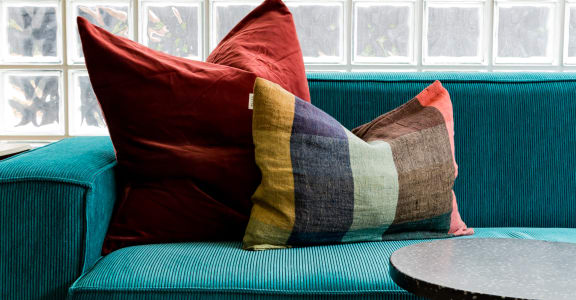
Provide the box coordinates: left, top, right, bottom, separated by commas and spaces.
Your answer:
342, 132, 399, 242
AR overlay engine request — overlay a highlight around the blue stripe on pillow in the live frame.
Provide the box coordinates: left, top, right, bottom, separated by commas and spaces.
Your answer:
288, 98, 355, 245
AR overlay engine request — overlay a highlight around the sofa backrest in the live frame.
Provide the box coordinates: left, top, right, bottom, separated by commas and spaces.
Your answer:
308, 72, 576, 229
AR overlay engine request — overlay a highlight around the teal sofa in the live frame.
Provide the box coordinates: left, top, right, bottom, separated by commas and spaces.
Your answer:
1, 73, 575, 300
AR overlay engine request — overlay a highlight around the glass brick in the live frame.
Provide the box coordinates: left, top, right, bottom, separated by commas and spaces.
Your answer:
567, 7, 576, 57
141, 2, 201, 59
1, 71, 63, 135
424, 2, 485, 64
211, 2, 257, 49
3, 2, 61, 63
68, 0, 131, 64
288, 2, 344, 63
564, 5, 576, 64
353, 2, 414, 64
351, 69, 418, 72
68, 70, 107, 136
495, 2, 556, 64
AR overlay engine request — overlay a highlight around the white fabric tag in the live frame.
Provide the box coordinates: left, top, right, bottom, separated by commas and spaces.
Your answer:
248, 93, 254, 110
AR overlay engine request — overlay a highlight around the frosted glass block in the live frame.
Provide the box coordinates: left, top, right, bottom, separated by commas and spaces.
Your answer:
424, 2, 485, 64
568, 7, 576, 57
287, 2, 344, 63
351, 69, 418, 72
211, 2, 257, 48
353, 2, 414, 64
422, 68, 488, 72
3, 2, 61, 63
493, 69, 555, 72
1, 71, 63, 135
564, 5, 576, 64
69, 70, 107, 136
495, 3, 556, 64
141, 2, 201, 59
306, 69, 346, 73
68, 0, 131, 64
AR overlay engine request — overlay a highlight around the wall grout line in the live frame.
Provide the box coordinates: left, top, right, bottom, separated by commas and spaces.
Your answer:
133, 0, 139, 42
62, 0, 70, 138
345, 0, 352, 72
204, 0, 210, 60
416, 0, 423, 72
487, 0, 494, 72
559, 0, 567, 69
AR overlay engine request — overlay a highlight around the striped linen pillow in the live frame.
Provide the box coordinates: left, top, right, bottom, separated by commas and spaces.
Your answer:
243, 78, 473, 250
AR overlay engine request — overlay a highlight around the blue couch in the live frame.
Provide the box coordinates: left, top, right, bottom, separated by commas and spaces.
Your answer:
1, 73, 575, 300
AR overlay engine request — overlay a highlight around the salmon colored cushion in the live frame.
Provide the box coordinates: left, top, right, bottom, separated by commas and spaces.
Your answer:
77, 0, 309, 254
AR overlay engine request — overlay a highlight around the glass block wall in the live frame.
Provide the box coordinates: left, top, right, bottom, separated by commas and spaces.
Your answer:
0, 0, 575, 138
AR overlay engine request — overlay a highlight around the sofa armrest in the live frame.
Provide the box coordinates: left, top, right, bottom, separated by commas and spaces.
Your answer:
0, 137, 117, 300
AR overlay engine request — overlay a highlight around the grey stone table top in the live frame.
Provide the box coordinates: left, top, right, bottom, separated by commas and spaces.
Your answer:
389, 238, 576, 300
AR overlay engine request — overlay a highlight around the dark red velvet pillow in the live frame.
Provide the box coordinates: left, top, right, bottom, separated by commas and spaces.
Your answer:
77, 0, 310, 254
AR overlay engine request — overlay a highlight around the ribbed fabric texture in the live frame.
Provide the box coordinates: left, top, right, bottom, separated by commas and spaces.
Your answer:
0, 137, 117, 300
306, 71, 576, 82
308, 72, 576, 228
68, 228, 576, 299
2, 73, 576, 300
69, 294, 416, 300
0, 137, 116, 184
1, 182, 86, 300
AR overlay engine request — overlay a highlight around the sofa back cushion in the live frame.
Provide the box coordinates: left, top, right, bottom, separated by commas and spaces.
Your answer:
307, 72, 576, 229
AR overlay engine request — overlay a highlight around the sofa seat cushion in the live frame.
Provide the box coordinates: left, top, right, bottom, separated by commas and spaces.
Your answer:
68, 228, 576, 300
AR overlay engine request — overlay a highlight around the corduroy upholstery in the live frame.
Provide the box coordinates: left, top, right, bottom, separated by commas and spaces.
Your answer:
308, 72, 576, 229
68, 228, 576, 300
1, 72, 575, 300
0, 137, 117, 300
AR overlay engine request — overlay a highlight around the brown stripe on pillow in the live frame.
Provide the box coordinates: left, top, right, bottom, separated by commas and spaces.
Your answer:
352, 98, 455, 225
352, 99, 445, 140
386, 125, 455, 224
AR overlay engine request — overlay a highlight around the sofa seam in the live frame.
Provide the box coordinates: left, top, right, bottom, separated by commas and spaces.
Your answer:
0, 178, 95, 188
79, 188, 92, 279
79, 162, 118, 275
306, 78, 576, 84
85, 161, 118, 185
0, 139, 66, 163
68, 287, 412, 296
0, 160, 117, 189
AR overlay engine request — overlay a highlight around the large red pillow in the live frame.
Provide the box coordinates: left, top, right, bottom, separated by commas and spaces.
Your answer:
77, 0, 310, 254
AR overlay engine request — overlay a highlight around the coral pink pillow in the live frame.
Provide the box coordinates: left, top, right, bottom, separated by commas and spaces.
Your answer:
77, 0, 309, 254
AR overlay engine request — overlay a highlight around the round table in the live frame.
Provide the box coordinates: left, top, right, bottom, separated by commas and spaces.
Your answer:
389, 238, 576, 300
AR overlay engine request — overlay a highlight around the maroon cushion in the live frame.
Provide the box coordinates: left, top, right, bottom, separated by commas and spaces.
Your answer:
77, 0, 309, 254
